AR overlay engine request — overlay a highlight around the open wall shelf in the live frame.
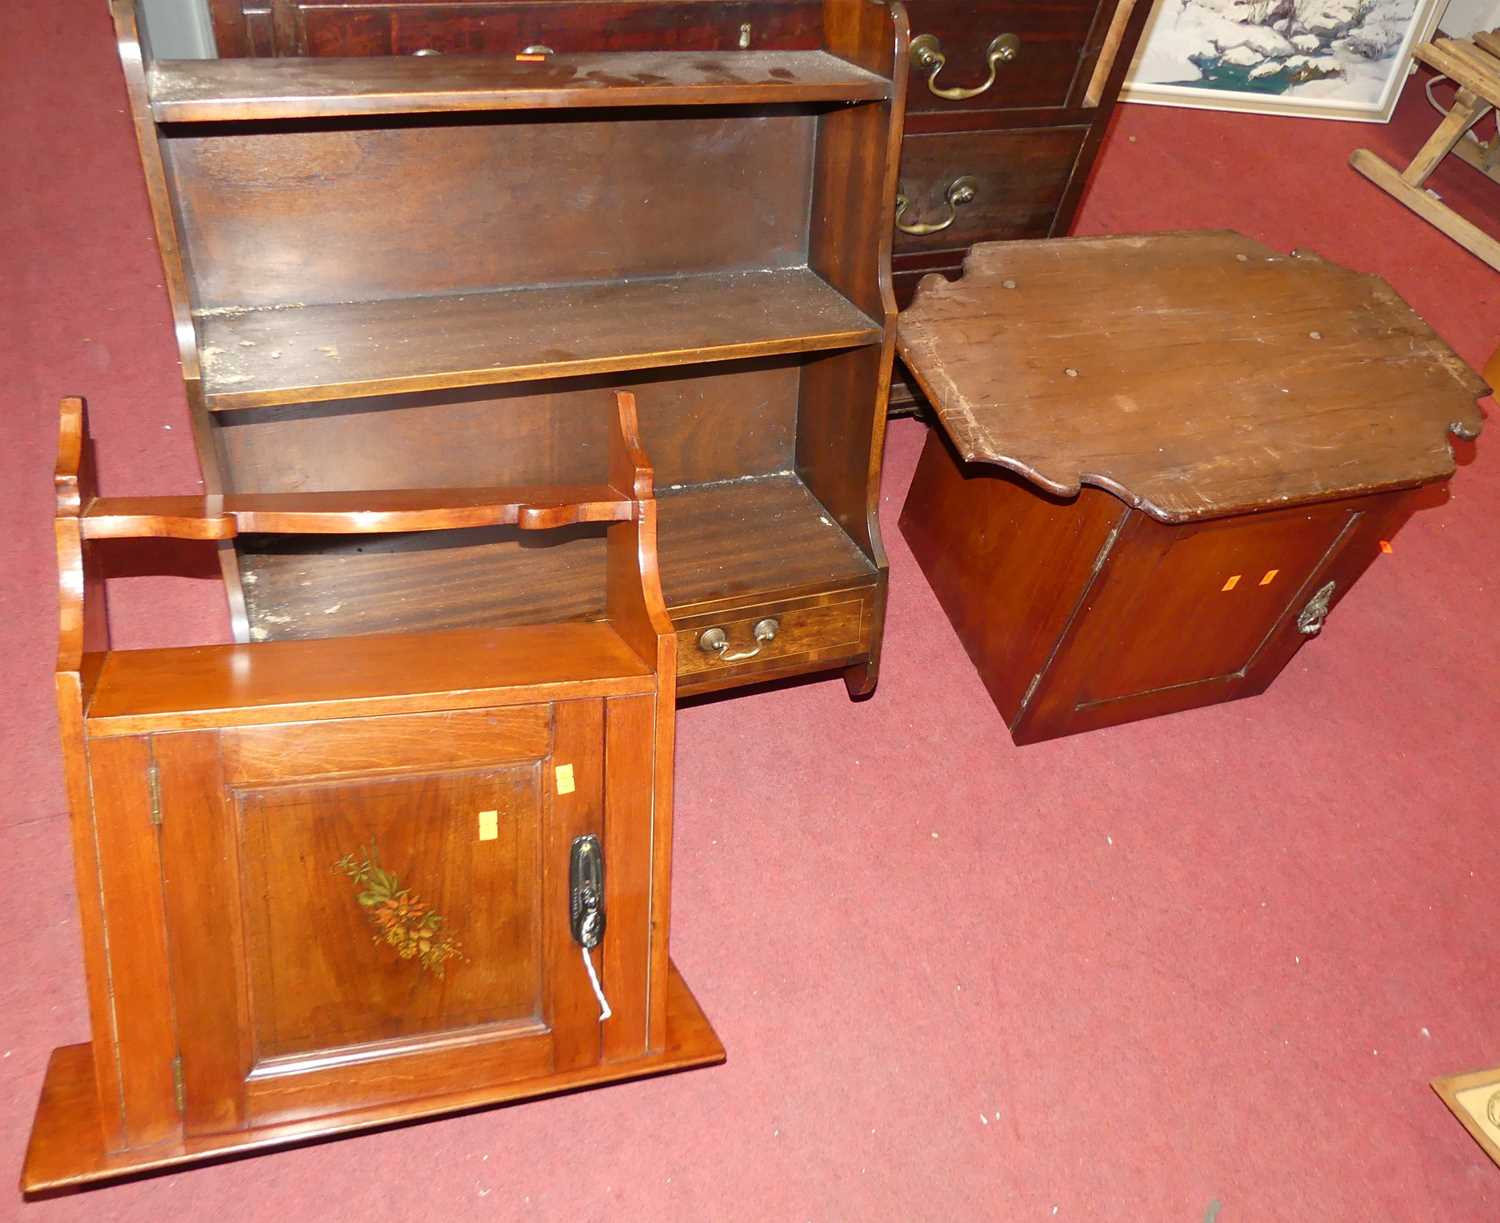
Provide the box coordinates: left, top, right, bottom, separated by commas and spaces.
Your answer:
198, 268, 880, 410
147, 50, 891, 121
113, 0, 907, 698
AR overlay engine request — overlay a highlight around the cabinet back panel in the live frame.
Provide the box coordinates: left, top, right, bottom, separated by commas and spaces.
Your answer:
217, 360, 800, 492
165, 112, 816, 309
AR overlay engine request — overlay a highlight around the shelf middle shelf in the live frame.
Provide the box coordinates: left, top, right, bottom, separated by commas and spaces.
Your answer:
197, 267, 881, 411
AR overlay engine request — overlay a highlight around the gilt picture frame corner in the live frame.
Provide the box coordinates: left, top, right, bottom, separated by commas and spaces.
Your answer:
1431, 1065, 1500, 1168
1119, 0, 1448, 122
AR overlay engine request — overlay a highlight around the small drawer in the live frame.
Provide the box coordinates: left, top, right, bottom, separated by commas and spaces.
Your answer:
894, 126, 1087, 255
903, 0, 1104, 113
675, 596, 867, 681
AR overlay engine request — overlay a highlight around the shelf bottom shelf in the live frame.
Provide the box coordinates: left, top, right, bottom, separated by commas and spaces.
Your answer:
22, 961, 723, 1194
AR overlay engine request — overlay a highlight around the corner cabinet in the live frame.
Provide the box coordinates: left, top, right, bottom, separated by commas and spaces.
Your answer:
115, 0, 908, 700
24, 393, 724, 1191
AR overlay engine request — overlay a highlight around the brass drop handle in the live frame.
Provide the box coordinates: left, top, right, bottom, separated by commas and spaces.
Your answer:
698, 618, 779, 662
895, 175, 979, 236
1296, 580, 1337, 636
910, 33, 1020, 101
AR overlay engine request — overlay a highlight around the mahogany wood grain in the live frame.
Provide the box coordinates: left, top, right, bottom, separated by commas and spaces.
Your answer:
671, 582, 874, 695
222, 707, 554, 779
224, 0, 824, 59
32, 384, 718, 1188
155, 731, 252, 1137
604, 392, 679, 669
165, 114, 817, 311
52, 401, 120, 1149
148, 50, 888, 121
898, 232, 1489, 523
193, 270, 878, 410
1010, 494, 1416, 742
244, 1030, 555, 1127
238, 767, 546, 1057
901, 0, 1106, 114
898, 231, 1486, 743
214, 360, 803, 495
81, 486, 638, 540
601, 399, 676, 1055
803, 0, 906, 694
601, 695, 658, 1060
84, 623, 654, 737
23, 963, 723, 1193
892, 125, 1088, 257
900, 432, 1124, 719
82, 735, 182, 1151
547, 699, 606, 1074
110, 0, 901, 693
234, 471, 879, 644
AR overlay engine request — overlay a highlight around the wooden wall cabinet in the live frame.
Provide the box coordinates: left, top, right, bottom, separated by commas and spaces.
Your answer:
119, 0, 908, 699
25, 393, 725, 1191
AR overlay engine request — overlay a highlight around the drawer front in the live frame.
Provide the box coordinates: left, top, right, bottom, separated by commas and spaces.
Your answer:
894, 126, 1087, 255
674, 593, 869, 685
903, 0, 1105, 114
291, 3, 823, 58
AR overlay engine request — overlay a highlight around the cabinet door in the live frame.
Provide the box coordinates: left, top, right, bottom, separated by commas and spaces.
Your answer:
1017, 497, 1402, 740
153, 703, 607, 1134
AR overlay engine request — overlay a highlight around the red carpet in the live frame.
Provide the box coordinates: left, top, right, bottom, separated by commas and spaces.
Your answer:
2, 4, 1498, 1217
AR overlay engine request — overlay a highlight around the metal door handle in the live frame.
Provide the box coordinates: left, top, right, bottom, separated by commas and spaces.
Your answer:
910, 33, 1020, 101
1296, 580, 1337, 636
895, 175, 979, 235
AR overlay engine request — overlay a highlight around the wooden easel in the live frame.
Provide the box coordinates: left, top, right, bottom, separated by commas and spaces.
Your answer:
1350, 31, 1500, 271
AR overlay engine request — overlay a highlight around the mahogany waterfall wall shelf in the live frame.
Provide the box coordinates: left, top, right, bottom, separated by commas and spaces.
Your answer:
113, 0, 909, 698
24, 392, 724, 1192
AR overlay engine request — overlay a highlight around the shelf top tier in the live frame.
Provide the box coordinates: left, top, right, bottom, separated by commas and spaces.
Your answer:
196, 267, 880, 410
147, 50, 892, 122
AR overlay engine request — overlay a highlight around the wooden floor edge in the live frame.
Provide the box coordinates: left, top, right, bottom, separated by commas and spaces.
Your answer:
21, 960, 723, 1196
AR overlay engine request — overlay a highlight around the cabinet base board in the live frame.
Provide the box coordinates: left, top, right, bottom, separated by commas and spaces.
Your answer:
22, 961, 723, 1195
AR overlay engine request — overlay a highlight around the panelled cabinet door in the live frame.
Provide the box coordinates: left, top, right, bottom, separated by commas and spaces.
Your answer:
1020, 499, 1377, 738
153, 702, 608, 1134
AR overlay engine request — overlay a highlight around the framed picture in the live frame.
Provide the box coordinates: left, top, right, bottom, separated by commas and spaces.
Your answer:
1120, 0, 1448, 122
1432, 1066, 1500, 1167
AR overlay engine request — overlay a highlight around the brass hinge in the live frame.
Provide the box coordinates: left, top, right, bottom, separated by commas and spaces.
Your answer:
146, 759, 163, 826
171, 1055, 185, 1113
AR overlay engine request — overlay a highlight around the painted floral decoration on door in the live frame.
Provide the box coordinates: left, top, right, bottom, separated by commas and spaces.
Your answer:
335, 843, 464, 977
